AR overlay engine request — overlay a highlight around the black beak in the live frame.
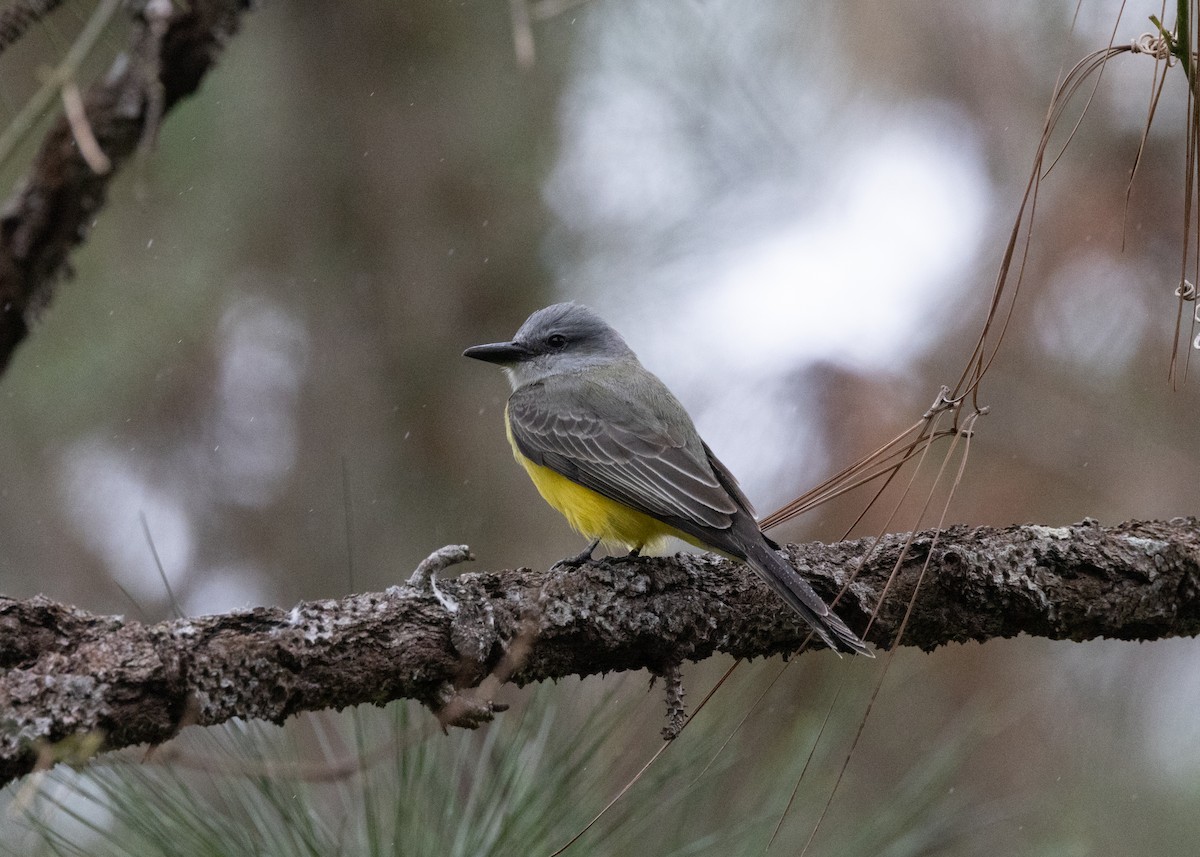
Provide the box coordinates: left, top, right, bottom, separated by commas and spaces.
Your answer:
462, 340, 530, 364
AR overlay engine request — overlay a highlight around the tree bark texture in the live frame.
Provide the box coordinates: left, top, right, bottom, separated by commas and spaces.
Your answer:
0, 0, 250, 373
2, 517, 1198, 788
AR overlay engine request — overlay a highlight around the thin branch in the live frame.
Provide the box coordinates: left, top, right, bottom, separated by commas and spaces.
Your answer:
0, 0, 251, 374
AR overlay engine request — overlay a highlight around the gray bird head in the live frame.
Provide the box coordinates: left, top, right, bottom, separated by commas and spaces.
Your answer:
463, 302, 636, 388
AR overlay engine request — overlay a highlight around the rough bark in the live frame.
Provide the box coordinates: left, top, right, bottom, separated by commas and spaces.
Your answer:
0, 0, 250, 373
1, 517, 1198, 788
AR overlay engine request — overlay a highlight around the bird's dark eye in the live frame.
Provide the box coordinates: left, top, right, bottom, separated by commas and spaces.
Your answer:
546, 333, 568, 350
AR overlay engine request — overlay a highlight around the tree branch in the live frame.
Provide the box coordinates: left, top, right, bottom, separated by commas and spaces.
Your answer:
0, 0, 251, 373
0, 0, 67, 55
2, 517, 1198, 787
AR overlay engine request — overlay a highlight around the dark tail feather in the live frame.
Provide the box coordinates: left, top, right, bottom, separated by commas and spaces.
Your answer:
742, 537, 873, 657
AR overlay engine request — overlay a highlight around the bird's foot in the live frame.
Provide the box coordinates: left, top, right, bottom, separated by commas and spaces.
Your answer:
552, 537, 601, 570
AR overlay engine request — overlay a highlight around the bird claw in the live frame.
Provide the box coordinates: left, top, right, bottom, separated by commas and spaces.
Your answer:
552, 537, 601, 570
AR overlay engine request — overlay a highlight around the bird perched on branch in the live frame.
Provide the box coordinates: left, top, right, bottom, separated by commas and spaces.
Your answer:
464, 302, 871, 656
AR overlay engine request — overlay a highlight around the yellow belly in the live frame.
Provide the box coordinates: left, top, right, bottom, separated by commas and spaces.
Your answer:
506, 412, 678, 552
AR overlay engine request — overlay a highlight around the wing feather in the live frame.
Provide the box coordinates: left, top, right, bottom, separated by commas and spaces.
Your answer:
508, 374, 740, 533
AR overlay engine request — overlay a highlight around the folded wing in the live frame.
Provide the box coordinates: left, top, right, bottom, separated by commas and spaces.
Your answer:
507, 374, 748, 540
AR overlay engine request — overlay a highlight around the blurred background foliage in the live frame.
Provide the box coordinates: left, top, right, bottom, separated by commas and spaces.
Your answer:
2, 0, 1200, 854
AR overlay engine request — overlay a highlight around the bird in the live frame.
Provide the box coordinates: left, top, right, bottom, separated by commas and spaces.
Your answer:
463, 302, 871, 656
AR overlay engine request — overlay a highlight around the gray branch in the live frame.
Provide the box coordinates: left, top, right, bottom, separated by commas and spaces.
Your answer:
0, 0, 250, 373
2, 517, 1198, 787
